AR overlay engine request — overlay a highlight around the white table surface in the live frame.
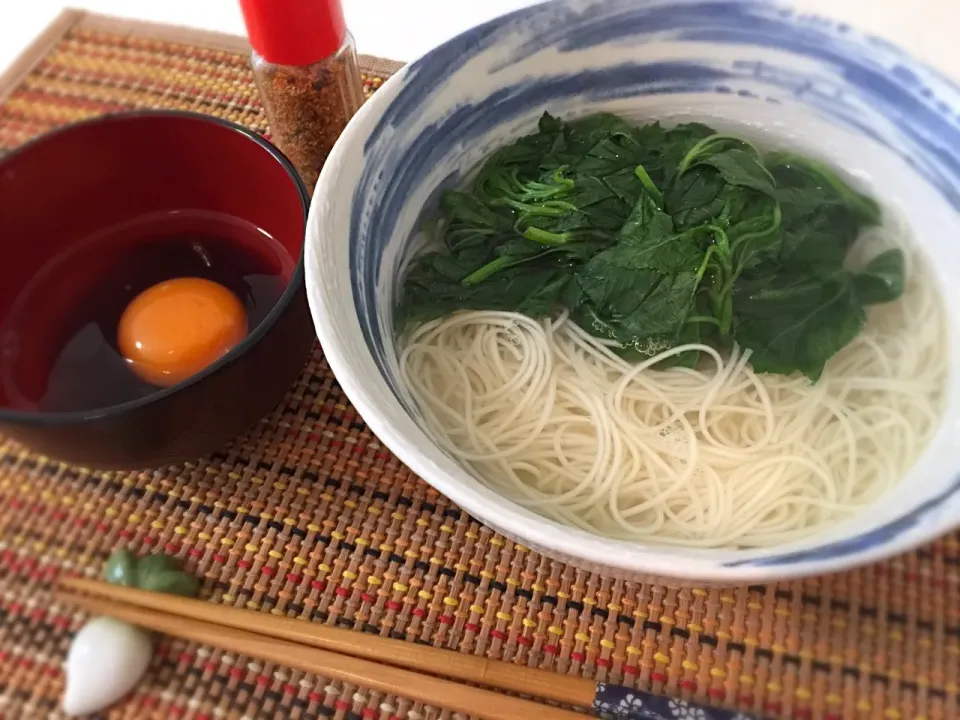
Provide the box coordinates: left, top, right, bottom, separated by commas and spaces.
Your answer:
2, 0, 960, 81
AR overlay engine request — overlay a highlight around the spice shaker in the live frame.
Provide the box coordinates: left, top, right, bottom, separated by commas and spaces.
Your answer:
239, 0, 363, 191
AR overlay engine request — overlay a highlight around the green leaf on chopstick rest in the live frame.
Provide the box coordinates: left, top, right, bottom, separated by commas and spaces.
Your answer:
103, 549, 200, 599
103, 548, 137, 587
136, 569, 200, 598
133, 553, 180, 578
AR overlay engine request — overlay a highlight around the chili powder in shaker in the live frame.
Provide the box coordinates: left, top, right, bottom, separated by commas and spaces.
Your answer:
239, 0, 363, 191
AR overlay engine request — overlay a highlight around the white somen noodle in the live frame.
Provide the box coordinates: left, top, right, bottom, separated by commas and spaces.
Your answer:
398, 229, 946, 549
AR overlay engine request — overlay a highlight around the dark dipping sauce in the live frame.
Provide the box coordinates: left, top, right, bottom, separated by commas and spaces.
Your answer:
0, 210, 294, 413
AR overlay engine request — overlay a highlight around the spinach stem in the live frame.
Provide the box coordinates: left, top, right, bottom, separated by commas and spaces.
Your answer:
463, 243, 572, 286
687, 223, 735, 337
634, 163, 663, 207
694, 246, 719, 285
495, 198, 577, 216
524, 227, 572, 246
731, 202, 783, 274
720, 293, 734, 336
676, 133, 765, 176
462, 256, 517, 286
686, 315, 721, 327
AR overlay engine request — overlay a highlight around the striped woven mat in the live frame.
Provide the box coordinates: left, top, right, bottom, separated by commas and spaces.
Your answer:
0, 10, 957, 720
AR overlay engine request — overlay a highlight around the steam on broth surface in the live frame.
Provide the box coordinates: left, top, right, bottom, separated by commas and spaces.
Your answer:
395, 113, 947, 549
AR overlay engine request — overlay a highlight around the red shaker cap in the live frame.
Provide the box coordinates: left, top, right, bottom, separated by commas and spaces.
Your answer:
239, 0, 347, 67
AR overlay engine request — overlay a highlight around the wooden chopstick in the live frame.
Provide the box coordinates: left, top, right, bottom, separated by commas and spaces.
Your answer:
56, 583, 588, 720
60, 577, 597, 708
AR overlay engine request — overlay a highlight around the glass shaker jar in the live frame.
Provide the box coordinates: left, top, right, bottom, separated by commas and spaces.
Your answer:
239, 0, 364, 192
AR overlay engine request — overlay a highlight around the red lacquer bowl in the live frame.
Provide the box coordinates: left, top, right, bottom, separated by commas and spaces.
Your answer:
0, 111, 313, 468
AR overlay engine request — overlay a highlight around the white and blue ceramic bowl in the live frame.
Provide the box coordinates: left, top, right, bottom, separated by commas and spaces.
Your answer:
306, 0, 960, 584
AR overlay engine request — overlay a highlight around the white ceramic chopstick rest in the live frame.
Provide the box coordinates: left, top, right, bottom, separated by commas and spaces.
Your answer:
62, 616, 153, 716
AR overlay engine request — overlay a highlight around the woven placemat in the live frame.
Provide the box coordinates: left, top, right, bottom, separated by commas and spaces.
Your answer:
0, 10, 957, 720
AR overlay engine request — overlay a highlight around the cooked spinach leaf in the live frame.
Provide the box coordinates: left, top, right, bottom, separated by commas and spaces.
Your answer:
852, 249, 905, 304
570, 194, 703, 349
732, 271, 866, 380
398, 112, 905, 378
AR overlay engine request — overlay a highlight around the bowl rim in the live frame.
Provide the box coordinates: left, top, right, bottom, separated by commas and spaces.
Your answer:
306, 0, 960, 582
0, 109, 311, 424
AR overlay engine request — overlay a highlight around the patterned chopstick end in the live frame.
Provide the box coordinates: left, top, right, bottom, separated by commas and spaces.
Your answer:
594, 683, 761, 720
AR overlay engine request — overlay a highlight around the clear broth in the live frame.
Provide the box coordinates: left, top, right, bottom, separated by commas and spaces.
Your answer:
0, 210, 295, 413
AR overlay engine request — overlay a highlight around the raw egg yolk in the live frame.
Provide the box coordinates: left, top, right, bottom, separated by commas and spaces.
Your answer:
118, 278, 248, 387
